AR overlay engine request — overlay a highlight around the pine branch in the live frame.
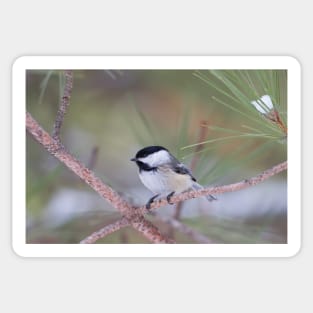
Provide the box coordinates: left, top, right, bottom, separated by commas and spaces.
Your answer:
134, 161, 287, 215
80, 217, 130, 244
131, 216, 175, 244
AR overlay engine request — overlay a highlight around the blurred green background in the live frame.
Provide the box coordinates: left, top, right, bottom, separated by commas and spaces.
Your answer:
26, 69, 287, 244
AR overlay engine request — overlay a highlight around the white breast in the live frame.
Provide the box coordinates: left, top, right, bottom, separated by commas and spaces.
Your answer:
139, 167, 194, 195
139, 170, 170, 195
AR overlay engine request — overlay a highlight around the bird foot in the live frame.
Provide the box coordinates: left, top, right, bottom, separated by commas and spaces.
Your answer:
145, 194, 160, 210
166, 191, 175, 205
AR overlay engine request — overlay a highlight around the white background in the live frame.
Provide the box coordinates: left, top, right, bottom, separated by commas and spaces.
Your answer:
1, 1, 311, 312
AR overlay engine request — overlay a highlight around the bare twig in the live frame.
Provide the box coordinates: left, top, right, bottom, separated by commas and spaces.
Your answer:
172, 202, 183, 221
27, 112, 131, 216
135, 161, 288, 215
131, 216, 175, 243
267, 109, 288, 135
52, 70, 73, 141
80, 217, 130, 244
153, 213, 214, 243
80, 216, 175, 244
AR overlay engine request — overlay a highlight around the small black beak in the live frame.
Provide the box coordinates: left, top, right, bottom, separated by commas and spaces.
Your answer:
130, 158, 137, 162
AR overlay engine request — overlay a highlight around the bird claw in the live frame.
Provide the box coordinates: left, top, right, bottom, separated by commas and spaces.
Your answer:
166, 191, 175, 205
145, 194, 159, 210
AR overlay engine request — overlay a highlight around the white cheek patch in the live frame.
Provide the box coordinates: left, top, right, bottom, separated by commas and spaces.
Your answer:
139, 150, 171, 167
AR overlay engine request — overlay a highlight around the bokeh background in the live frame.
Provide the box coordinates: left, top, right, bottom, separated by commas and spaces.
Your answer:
26, 69, 287, 243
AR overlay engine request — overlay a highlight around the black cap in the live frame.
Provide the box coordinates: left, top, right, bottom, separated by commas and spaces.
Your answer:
134, 146, 168, 159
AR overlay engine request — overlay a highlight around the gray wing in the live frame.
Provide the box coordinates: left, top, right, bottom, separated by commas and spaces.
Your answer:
173, 162, 196, 182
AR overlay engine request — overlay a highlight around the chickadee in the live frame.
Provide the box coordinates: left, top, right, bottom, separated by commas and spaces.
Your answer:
131, 146, 216, 209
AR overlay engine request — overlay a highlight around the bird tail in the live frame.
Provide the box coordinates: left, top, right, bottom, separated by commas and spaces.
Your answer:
192, 182, 217, 202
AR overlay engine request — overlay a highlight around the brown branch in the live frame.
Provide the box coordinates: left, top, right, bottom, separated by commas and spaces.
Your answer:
27, 112, 131, 216
80, 216, 175, 244
153, 213, 214, 243
135, 160, 288, 215
80, 217, 130, 244
52, 70, 73, 141
274, 110, 288, 134
131, 216, 175, 243
81, 214, 207, 244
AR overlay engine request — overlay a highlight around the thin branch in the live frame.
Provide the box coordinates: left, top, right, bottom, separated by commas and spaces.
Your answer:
80, 216, 175, 244
80, 217, 130, 244
52, 70, 73, 141
135, 161, 288, 215
131, 216, 175, 243
153, 213, 214, 243
27, 112, 131, 217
